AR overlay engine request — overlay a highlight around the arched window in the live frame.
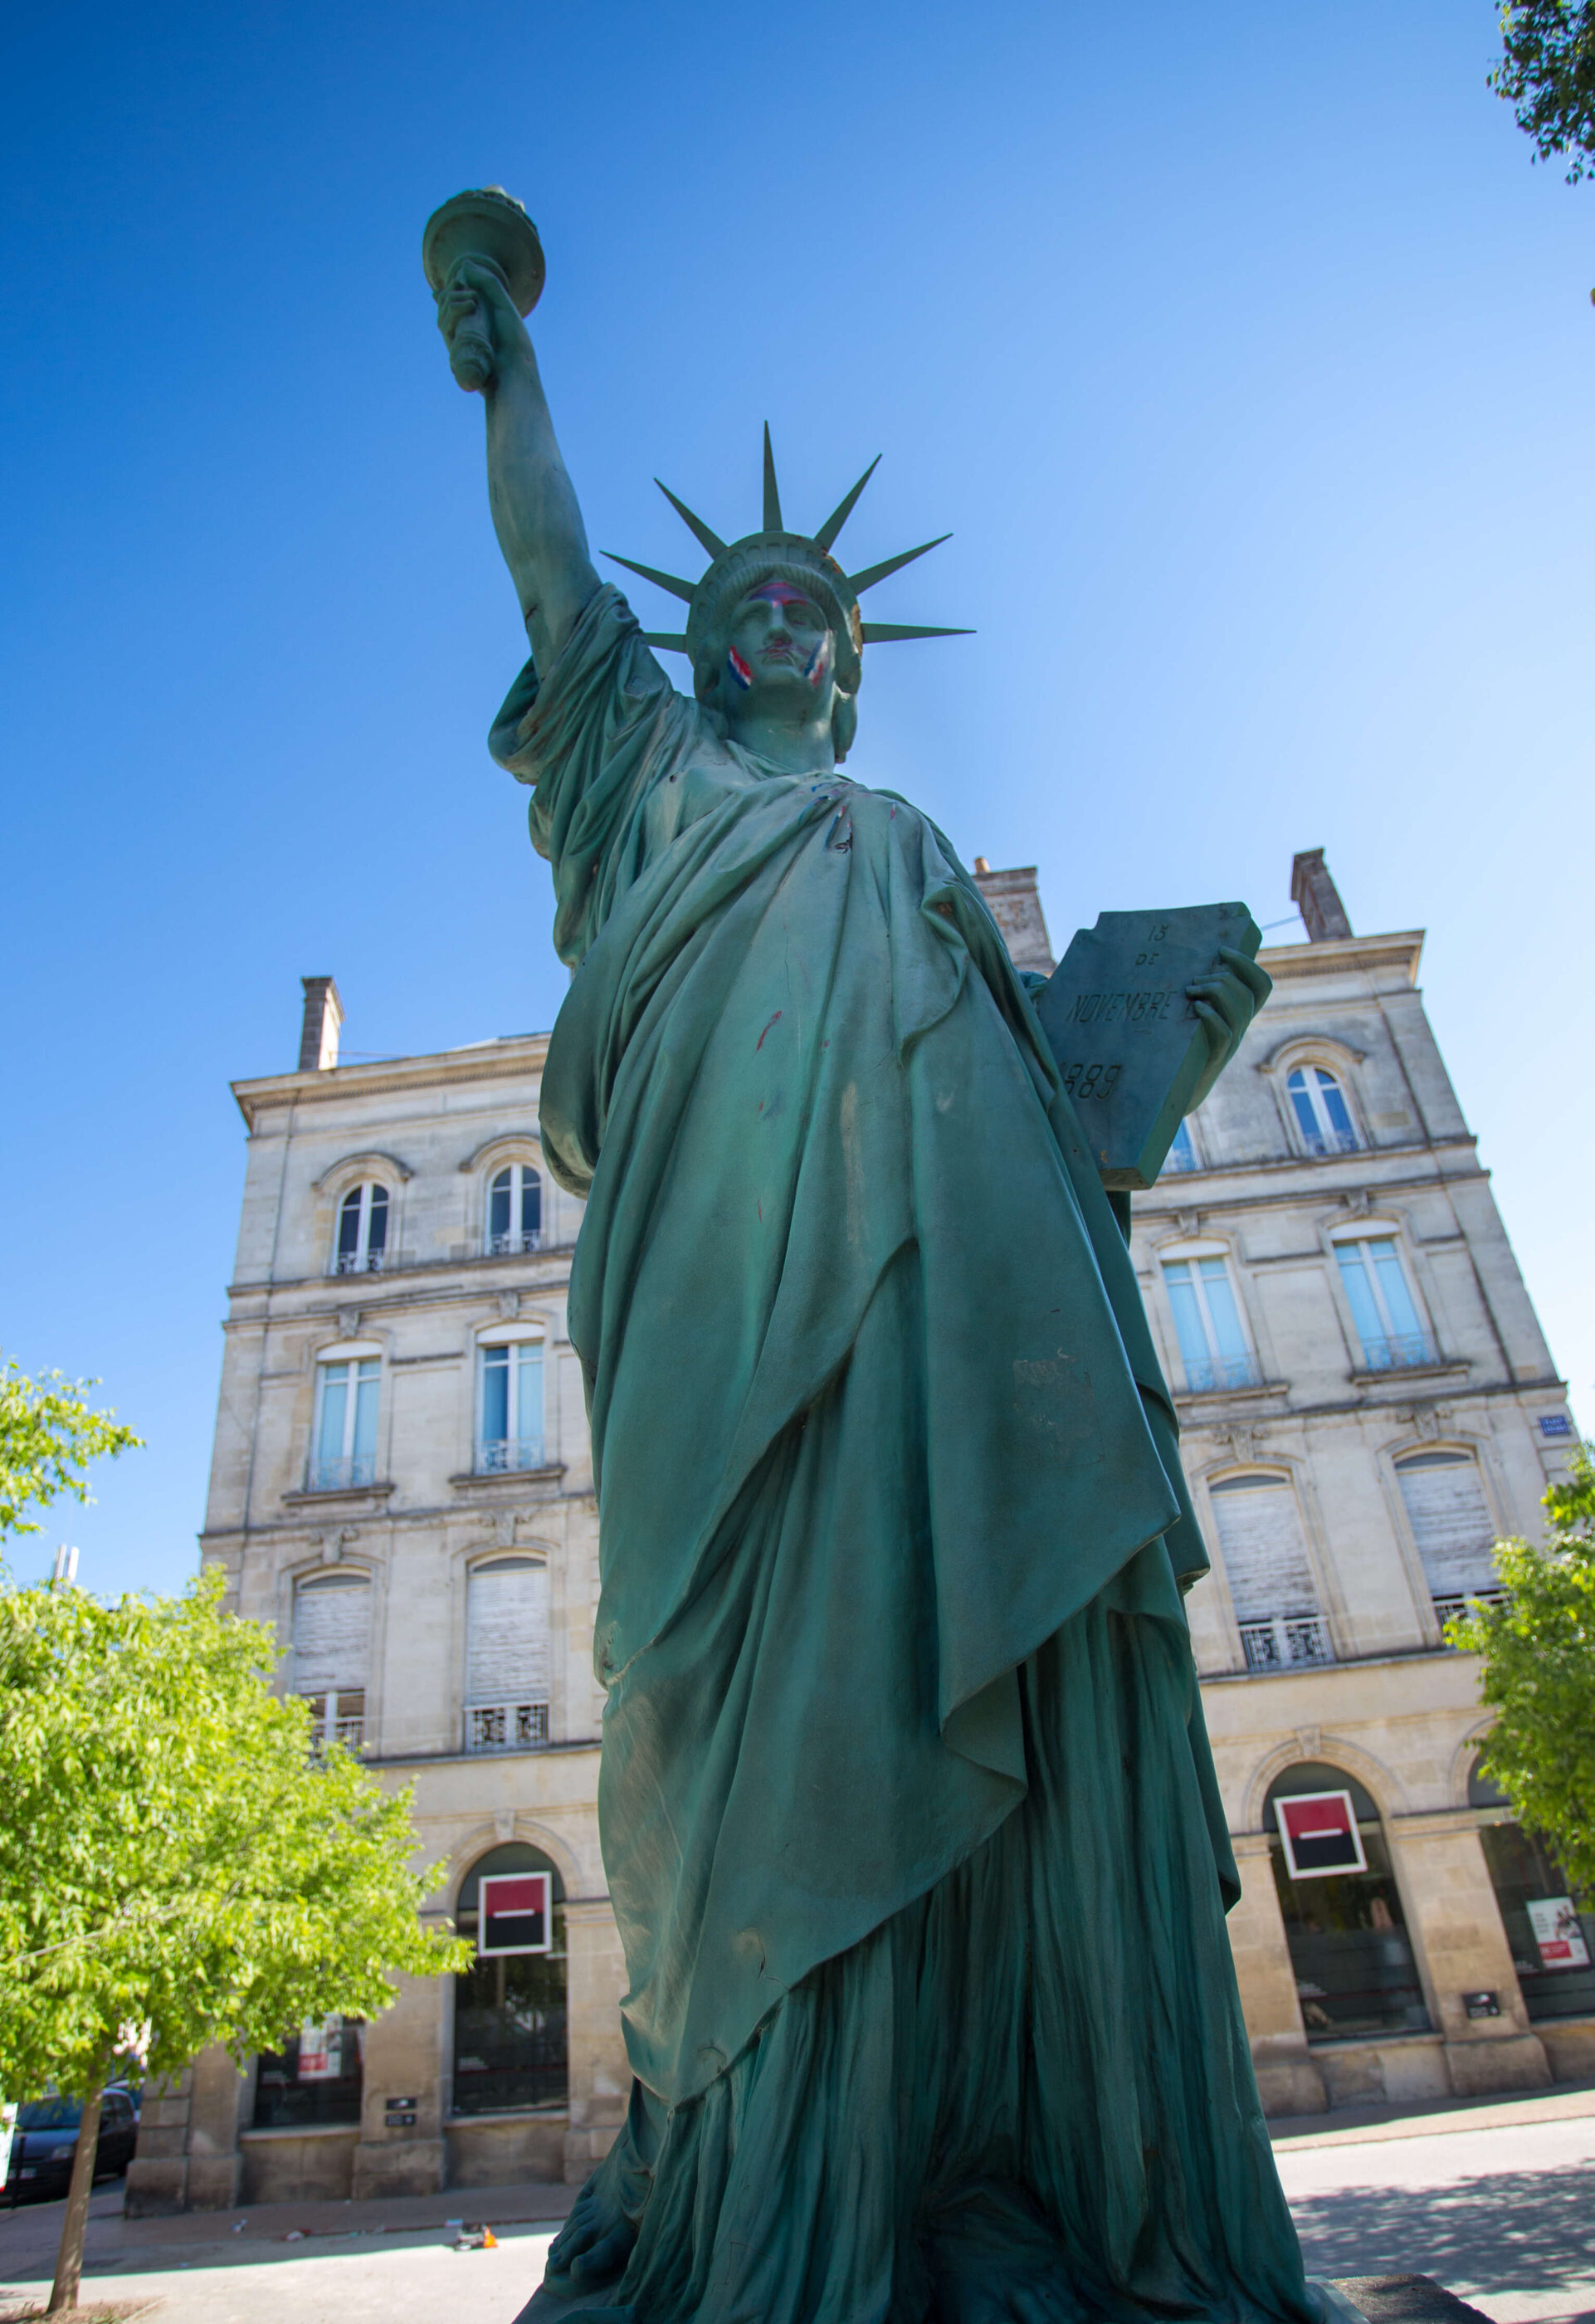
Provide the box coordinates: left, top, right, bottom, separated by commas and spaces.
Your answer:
1160, 1250, 1258, 1391
311, 1355, 380, 1491
1469, 1757, 1595, 2022
1207, 1473, 1330, 1670
477, 1339, 544, 1474
488, 1164, 542, 1256
291, 1570, 371, 1746
1164, 1120, 1200, 1175
465, 1555, 551, 1752
1394, 1451, 1500, 1625
452, 1843, 567, 2116
1266, 1762, 1428, 2041
1287, 1066, 1358, 1157
334, 1182, 388, 1274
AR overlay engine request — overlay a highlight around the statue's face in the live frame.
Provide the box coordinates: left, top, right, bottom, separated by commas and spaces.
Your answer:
724, 582, 835, 717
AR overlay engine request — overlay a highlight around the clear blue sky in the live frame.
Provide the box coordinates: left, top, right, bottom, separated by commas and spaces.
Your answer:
2, 1, 1590, 1598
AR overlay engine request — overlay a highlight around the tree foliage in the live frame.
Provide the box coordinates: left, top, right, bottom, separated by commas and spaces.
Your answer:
0, 1354, 141, 1547
1448, 1447, 1595, 1901
0, 1565, 469, 2104
1491, 2, 1595, 183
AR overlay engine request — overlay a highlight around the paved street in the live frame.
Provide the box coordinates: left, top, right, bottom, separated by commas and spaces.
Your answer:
1, 2087, 1590, 2324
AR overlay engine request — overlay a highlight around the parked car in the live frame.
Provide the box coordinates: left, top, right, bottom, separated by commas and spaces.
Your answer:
2, 2089, 139, 2204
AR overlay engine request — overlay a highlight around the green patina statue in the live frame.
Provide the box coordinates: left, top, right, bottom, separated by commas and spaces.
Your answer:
427, 189, 1315, 2324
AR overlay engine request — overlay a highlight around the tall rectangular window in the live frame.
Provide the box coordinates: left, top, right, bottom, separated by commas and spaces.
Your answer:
1396, 1451, 1500, 1625
1161, 1256, 1258, 1391
312, 1358, 379, 1490
292, 1572, 371, 1745
1335, 1237, 1432, 1371
466, 1559, 552, 1752
480, 1342, 544, 1473
1208, 1474, 1332, 1671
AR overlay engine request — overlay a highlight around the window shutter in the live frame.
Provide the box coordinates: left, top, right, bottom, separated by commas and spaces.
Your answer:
1396, 1456, 1497, 1597
467, 1563, 551, 1705
1209, 1478, 1319, 1623
293, 1580, 371, 1692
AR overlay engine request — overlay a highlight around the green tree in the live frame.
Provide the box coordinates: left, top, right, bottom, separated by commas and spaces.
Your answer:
1490, 2, 1595, 183
1447, 1445, 1595, 1905
0, 1354, 141, 1549
0, 1566, 469, 2312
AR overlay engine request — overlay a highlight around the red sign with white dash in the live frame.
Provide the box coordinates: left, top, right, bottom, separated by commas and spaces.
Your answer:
1277, 1790, 1367, 1881
478, 1870, 553, 1957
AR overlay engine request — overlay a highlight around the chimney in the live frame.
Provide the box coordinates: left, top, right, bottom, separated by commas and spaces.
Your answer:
298, 975, 344, 1072
1290, 850, 1353, 944
971, 862, 1056, 975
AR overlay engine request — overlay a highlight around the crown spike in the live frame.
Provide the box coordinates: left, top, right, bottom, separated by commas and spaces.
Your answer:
861, 622, 973, 643
848, 535, 953, 596
641, 632, 690, 652
602, 551, 697, 603
655, 481, 726, 560
762, 423, 783, 532
813, 456, 881, 553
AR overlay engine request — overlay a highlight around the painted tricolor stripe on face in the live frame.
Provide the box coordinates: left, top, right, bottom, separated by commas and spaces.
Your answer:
479, 1870, 553, 1956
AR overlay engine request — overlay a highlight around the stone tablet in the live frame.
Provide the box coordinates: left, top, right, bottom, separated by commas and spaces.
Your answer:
1033, 902, 1262, 1190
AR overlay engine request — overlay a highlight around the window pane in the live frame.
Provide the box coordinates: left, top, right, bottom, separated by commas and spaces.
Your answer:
352, 1363, 380, 1462
520, 1169, 542, 1238
490, 1171, 511, 1243
318, 1366, 349, 1460
482, 1347, 510, 1442
1315, 1072, 1354, 1139
1197, 1258, 1248, 1360
1335, 1245, 1383, 1354
515, 1346, 544, 1449
1209, 1478, 1319, 1623
1166, 1120, 1197, 1172
1397, 1455, 1497, 1599
1369, 1241, 1422, 1339
1287, 1071, 1317, 1138
338, 1193, 363, 1254
366, 1187, 388, 1253
1162, 1262, 1212, 1365
293, 1581, 370, 1692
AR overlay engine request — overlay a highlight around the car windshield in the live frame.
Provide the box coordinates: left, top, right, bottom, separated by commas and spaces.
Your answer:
17, 2097, 82, 2130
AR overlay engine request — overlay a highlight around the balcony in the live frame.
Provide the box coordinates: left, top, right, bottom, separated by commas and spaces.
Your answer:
1183, 1353, 1262, 1394
1432, 1589, 1505, 1638
307, 1453, 378, 1492
466, 1700, 550, 1753
305, 1690, 365, 1749
333, 1248, 389, 1276
489, 1229, 543, 1257
1239, 1616, 1334, 1672
1299, 1128, 1359, 1158
1356, 1333, 1436, 1374
476, 1438, 548, 1476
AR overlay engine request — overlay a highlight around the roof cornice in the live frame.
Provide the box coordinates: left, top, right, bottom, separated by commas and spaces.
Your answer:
232, 1034, 552, 1130
1257, 930, 1424, 985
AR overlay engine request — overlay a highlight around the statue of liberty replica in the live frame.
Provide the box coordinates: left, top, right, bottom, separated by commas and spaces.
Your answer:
426, 190, 1319, 2324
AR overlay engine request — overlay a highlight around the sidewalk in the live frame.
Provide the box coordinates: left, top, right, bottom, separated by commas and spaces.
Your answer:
1269, 2077, 1595, 2153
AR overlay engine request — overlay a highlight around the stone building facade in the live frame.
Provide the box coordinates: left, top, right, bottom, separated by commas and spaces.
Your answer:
130, 852, 1591, 2211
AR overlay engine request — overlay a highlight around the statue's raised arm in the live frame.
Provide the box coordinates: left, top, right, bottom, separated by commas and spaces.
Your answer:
428, 193, 598, 673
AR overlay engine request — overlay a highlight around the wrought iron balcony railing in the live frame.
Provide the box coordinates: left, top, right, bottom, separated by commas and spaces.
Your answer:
1299, 1128, 1360, 1158
1356, 1333, 1436, 1373
476, 1438, 548, 1476
307, 1453, 378, 1492
1238, 1616, 1334, 1672
489, 1229, 544, 1256
466, 1701, 551, 1753
333, 1248, 388, 1275
1182, 1353, 1262, 1394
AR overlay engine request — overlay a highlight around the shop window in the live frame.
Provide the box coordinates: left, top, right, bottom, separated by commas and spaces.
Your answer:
1266, 1762, 1430, 2042
1161, 1253, 1259, 1391
452, 1843, 568, 2116
334, 1183, 388, 1275
291, 1570, 370, 1746
488, 1164, 543, 1255
1208, 1474, 1332, 1671
253, 2018, 363, 2127
479, 1340, 544, 1473
1287, 1066, 1358, 1156
1394, 1452, 1501, 1626
311, 1356, 380, 1491
465, 1556, 551, 1752
1334, 1236, 1433, 1373
1470, 1759, 1595, 2023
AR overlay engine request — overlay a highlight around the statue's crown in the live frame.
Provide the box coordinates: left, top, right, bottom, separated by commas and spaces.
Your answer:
603, 427, 969, 691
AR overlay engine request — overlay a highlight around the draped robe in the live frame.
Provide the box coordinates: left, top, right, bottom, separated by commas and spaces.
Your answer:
492, 586, 1315, 2324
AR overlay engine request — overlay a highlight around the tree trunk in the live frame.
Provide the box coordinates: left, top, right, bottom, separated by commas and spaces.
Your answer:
48, 2084, 102, 2314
